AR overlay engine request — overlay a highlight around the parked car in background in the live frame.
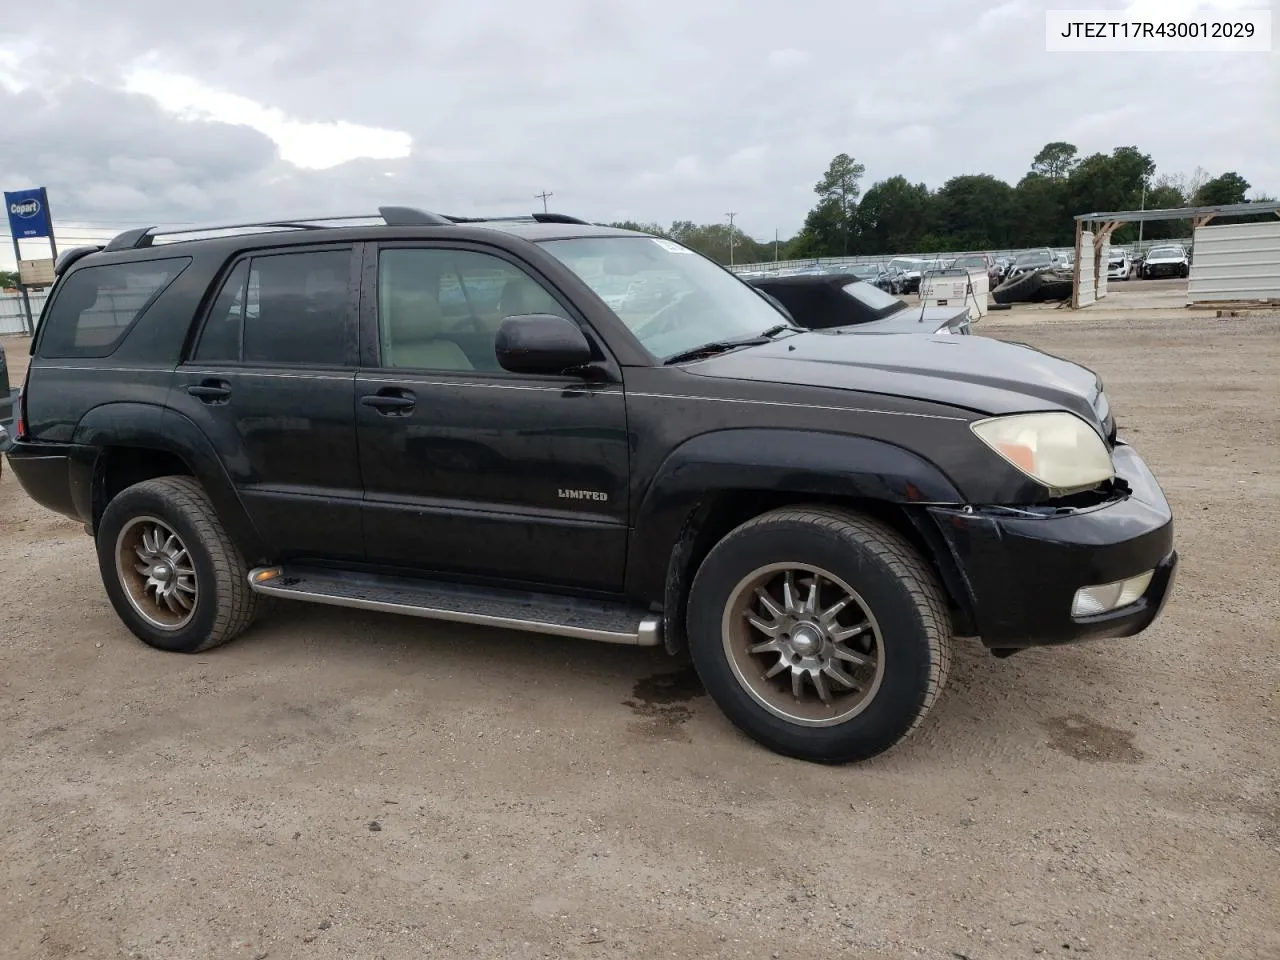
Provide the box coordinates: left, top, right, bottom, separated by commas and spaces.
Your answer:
1, 339, 13, 427
1004, 248, 1063, 280
747, 273, 972, 335
887, 257, 925, 294
1107, 249, 1132, 281
846, 262, 902, 295
952, 253, 1001, 286
1141, 245, 1190, 279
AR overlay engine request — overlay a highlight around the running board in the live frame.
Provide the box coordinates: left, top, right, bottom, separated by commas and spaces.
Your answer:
246, 565, 662, 647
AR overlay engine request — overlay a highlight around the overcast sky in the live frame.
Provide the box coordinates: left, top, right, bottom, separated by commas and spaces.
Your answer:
1, 0, 1276, 260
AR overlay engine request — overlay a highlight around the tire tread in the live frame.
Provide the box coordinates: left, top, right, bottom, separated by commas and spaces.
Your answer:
696, 505, 953, 749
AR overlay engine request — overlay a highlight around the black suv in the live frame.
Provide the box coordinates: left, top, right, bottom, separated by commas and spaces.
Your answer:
5, 207, 1178, 763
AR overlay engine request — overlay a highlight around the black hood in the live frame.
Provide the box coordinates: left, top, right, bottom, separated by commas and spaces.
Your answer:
686, 329, 1107, 426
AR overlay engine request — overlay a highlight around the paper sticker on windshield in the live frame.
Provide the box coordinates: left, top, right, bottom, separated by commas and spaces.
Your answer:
651, 238, 692, 254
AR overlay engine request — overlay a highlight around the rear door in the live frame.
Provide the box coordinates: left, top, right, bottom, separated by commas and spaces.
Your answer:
353, 240, 630, 590
170, 244, 364, 560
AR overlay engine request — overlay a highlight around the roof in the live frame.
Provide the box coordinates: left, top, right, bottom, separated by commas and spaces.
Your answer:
1075, 200, 1280, 224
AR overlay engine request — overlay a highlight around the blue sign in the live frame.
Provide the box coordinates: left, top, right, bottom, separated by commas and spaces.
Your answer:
5, 187, 54, 239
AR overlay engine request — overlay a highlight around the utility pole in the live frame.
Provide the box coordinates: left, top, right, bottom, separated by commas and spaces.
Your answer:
535, 190, 553, 213
774, 228, 779, 263
1137, 180, 1146, 248
726, 212, 737, 266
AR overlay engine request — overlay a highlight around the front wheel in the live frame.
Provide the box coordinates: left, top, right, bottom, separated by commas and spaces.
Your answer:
686, 507, 952, 763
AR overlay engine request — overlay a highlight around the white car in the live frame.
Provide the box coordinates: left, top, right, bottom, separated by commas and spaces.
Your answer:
1107, 250, 1132, 281
1140, 245, 1190, 280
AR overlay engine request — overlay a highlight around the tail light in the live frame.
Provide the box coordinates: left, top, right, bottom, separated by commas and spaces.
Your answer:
13, 383, 27, 440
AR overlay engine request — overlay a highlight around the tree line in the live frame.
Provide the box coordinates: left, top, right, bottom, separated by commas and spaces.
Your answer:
612, 142, 1273, 265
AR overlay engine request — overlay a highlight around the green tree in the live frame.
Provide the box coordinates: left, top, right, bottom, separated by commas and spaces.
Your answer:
813, 153, 867, 255
1192, 172, 1250, 206
854, 176, 933, 255
0, 269, 19, 288
1031, 141, 1079, 181
1012, 173, 1070, 246
788, 199, 846, 258
1066, 146, 1156, 242
932, 174, 1016, 249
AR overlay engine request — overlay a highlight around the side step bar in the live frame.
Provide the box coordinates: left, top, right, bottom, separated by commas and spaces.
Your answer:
247, 565, 662, 647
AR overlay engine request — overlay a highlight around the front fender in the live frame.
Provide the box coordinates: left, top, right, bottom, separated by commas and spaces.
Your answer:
624, 428, 963, 601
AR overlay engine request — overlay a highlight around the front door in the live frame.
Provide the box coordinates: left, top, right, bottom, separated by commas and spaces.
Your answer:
171, 245, 364, 560
354, 242, 629, 591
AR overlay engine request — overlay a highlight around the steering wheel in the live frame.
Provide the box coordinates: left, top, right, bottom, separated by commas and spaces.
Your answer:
632, 290, 705, 340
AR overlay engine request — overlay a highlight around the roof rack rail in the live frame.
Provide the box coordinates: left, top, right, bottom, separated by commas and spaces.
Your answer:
441, 212, 591, 226
531, 212, 590, 225
101, 205, 455, 252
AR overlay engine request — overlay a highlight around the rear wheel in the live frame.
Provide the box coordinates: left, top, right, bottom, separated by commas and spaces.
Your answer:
686, 507, 952, 763
96, 476, 260, 653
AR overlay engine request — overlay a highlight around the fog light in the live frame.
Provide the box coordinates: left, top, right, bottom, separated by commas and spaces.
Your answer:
1071, 571, 1154, 617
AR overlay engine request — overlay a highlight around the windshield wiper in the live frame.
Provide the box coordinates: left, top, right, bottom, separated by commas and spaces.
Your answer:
662, 324, 801, 365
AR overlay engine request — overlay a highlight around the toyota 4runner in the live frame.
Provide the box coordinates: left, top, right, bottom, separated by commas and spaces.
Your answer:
4, 207, 1178, 763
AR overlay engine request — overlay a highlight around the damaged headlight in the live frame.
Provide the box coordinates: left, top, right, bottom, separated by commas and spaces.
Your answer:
970, 411, 1114, 496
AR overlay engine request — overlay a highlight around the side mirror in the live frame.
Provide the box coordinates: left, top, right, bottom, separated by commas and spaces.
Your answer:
495, 314, 593, 375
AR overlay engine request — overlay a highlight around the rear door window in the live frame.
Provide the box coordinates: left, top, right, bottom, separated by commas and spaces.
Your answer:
191, 248, 353, 366
38, 258, 191, 358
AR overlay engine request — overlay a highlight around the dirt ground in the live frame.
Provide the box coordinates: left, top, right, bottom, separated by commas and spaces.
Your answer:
2, 304, 1278, 960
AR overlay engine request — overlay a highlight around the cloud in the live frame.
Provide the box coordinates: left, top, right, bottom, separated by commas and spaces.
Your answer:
767, 48, 812, 70
0, 0, 1274, 252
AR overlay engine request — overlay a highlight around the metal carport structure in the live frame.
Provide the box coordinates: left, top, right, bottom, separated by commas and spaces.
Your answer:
1071, 201, 1280, 308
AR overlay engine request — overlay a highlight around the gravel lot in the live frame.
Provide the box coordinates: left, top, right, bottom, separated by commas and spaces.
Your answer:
2, 306, 1278, 960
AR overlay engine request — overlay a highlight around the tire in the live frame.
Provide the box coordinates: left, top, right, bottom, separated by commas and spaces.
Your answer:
991, 269, 1045, 304
95, 475, 260, 653
685, 506, 952, 763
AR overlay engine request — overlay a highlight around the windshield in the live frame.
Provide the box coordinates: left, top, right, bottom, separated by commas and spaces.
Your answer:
954, 255, 986, 268
841, 280, 903, 311
1014, 250, 1052, 265
849, 263, 881, 277
540, 236, 789, 360
1147, 247, 1182, 259
887, 258, 919, 272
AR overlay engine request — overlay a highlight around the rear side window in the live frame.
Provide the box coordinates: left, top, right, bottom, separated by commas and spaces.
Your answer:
191, 249, 352, 366
38, 258, 191, 358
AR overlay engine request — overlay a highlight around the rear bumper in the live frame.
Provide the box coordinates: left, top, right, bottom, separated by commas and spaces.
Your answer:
929, 442, 1176, 649
3, 440, 94, 523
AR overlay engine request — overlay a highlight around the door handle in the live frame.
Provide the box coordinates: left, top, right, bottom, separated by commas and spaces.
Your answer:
360, 388, 416, 415
186, 380, 231, 403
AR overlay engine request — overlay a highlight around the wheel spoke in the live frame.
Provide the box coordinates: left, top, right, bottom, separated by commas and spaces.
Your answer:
803, 577, 819, 617
829, 622, 870, 643
745, 611, 782, 638
822, 662, 860, 690
754, 587, 785, 621
782, 572, 799, 615
173, 590, 194, 610
764, 658, 789, 680
175, 580, 196, 595
812, 669, 831, 704
819, 596, 851, 625
790, 668, 804, 700
832, 645, 874, 668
